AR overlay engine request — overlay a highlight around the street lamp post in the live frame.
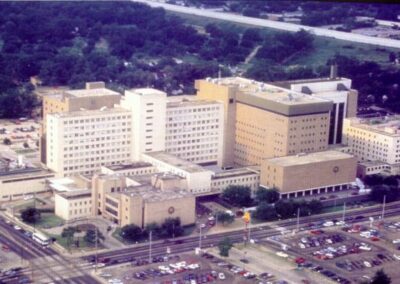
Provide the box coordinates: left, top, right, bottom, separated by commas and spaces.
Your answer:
148, 231, 153, 264
342, 202, 346, 222
381, 195, 386, 221
199, 224, 202, 250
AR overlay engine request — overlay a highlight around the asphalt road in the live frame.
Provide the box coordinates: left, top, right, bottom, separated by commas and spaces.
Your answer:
0, 219, 99, 284
134, 0, 400, 49
85, 201, 400, 266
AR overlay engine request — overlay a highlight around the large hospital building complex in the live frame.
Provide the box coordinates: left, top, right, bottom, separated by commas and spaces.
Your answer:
36, 73, 367, 227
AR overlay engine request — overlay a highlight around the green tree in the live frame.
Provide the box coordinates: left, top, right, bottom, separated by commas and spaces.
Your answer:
161, 217, 184, 238
21, 207, 41, 224
218, 237, 233, 257
61, 226, 77, 249
275, 199, 296, 219
3, 138, 11, 145
308, 199, 323, 214
120, 224, 144, 242
370, 184, 399, 203
23, 142, 29, 148
371, 269, 391, 284
215, 211, 234, 226
221, 185, 252, 207
255, 188, 280, 204
253, 202, 276, 221
84, 228, 104, 246
144, 222, 161, 237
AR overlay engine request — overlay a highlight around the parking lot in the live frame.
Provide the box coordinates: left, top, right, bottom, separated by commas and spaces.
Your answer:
0, 118, 41, 163
272, 217, 400, 283
95, 253, 259, 284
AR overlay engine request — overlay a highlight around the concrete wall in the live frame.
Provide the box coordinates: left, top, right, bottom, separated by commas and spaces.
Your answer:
143, 196, 196, 227
0, 173, 54, 201
261, 155, 357, 193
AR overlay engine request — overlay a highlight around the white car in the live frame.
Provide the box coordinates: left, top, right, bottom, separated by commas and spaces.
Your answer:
323, 221, 334, 227
394, 254, 400, 261
392, 239, 400, 244
92, 263, 106, 268
218, 272, 225, 280
363, 261, 372, 268
13, 225, 21, 230
276, 251, 288, 258
359, 245, 372, 251
335, 221, 346, 226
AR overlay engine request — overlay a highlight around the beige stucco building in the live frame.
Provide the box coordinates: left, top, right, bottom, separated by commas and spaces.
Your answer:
54, 189, 92, 221
196, 77, 333, 168
91, 174, 195, 228
260, 150, 357, 198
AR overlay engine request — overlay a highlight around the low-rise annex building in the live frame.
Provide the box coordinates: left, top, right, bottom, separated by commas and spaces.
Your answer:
54, 189, 92, 221
91, 173, 195, 228
0, 154, 54, 202
343, 116, 400, 175
260, 150, 357, 198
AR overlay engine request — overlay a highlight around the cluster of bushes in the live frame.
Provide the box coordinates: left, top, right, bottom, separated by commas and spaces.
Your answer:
119, 217, 185, 242
221, 186, 322, 222
365, 174, 400, 203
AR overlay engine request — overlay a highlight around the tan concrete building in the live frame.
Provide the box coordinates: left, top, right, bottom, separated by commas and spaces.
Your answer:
54, 189, 92, 221
196, 77, 333, 168
272, 75, 358, 145
40, 82, 121, 164
260, 150, 357, 198
91, 174, 195, 228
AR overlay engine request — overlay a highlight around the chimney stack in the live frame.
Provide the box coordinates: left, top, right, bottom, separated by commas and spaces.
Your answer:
330, 64, 338, 80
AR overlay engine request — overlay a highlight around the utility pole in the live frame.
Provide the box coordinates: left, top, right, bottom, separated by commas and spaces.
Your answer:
381, 195, 386, 221
342, 202, 346, 222
296, 207, 300, 232
199, 224, 202, 250
33, 192, 36, 233
248, 217, 251, 242
94, 228, 98, 273
148, 231, 152, 264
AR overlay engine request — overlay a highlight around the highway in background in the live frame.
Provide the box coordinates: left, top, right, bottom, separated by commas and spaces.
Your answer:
134, 0, 400, 49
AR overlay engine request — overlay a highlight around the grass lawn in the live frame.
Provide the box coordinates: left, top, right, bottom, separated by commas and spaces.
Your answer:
35, 213, 64, 229
48, 233, 97, 251
168, 11, 400, 68
321, 206, 345, 214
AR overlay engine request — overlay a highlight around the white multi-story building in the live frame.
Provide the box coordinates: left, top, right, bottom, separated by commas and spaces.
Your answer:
343, 116, 400, 174
121, 88, 167, 160
166, 96, 224, 166
46, 108, 132, 177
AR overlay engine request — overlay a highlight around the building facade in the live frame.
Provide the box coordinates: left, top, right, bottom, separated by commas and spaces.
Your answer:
272, 76, 358, 145
343, 116, 400, 174
196, 77, 333, 168
120, 88, 167, 160
166, 96, 224, 166
260, 150, 357, 198
46, 108, 132, 177
54, 190, 92, 221
40, 82, 121, 164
